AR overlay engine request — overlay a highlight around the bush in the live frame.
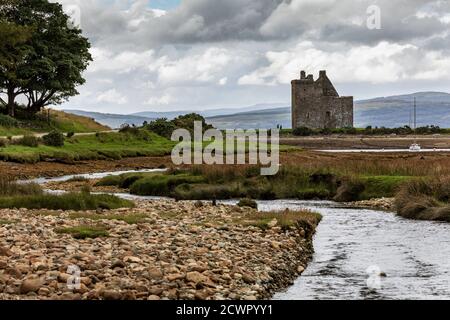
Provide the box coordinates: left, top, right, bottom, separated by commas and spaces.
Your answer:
43, 131, 65, 147
395, 178, 450, 222
0, 138, 8, 148
119, 124, 140, 135
145, 118, 177, 139
0, 176, 43, 197
292, 127, 314, 136
0, 114, 19, 127
66, 131, 75, 138
130, 174, 205, 196
237, 198, 258, 209
17, 135, 40, 147
333, 178, 365, 202
298, 187, 331, 200
173, 183, 237, 200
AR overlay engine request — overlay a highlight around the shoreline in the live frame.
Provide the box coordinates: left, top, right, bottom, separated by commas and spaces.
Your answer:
0, 200, 319, 300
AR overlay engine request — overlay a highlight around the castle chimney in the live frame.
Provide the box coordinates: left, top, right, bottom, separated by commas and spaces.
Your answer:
300, 71, 306, 79
319, 70, 327, 77
307, 74, 313, 81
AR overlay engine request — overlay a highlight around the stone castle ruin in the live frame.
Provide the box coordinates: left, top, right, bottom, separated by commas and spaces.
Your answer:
291, 70, 354, 129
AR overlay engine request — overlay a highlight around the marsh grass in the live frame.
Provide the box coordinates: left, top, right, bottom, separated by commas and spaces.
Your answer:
395, 177, 450, 221
0, 176, 43, 197
0, 192, 134, 211
55, 225, 109, 239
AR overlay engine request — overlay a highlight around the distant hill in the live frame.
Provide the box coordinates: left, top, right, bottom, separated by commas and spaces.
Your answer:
355, 92, 450, 128
208, 92, 450, 129
64, 92, 450, 130
207, 107, 291, 129
64, 110, 153, 129
132, 103, 287, 119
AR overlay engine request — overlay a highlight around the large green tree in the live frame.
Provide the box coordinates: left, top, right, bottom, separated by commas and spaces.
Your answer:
0, 0, 92, 117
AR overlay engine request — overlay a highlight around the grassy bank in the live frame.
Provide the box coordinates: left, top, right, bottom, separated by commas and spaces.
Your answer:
0, 110, 109, 137
94, 165, 414, 201
395, 178, 450, 221
0, 130, 175, 163
0, 176, 133, 210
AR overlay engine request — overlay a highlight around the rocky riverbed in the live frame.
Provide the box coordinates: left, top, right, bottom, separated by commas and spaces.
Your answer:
344, 198, 395, 211
0, 200, 317, 300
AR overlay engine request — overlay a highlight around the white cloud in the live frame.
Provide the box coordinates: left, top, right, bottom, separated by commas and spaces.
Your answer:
145, 94, 174, 106
218, 77, 228, 86
96, 89, 128, 105
48, 0, 450, 112
239, 41, 450, 86
157, 48, 234, 85
88, 48, 155, 74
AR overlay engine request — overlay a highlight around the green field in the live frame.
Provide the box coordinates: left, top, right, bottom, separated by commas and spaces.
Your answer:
0, 110, 109, 137
0, 130, 176, 163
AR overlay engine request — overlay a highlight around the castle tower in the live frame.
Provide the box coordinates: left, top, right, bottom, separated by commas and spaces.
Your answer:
291, 70, 354, 129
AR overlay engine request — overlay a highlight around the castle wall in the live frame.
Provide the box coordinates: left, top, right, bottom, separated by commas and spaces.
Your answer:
292, 71, 354, 129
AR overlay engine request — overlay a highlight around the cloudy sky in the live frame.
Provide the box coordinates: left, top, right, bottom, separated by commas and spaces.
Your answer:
53, 0, 450, 114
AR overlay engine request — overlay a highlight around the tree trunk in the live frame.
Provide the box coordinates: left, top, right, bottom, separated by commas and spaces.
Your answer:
7, 87, 15, 118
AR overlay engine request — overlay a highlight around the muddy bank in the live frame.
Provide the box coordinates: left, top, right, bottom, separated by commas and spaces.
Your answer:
0, 156, 171, 180
0, 200, 318, 300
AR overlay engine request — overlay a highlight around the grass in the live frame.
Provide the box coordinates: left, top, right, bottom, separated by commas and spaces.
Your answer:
0, 130, 175, 163
0, 176, 43, 197
0, 219, 15, 225
93, 164, 420, 202
0, 192, 134, 211
236, 209, 322, 232
395, 177, 450, 222
68, 212, 149, 224
55, 225, 109, 239
0, 110, 109, 137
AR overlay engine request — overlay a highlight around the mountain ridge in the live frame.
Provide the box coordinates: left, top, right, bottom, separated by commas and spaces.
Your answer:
64, 92, 450, 129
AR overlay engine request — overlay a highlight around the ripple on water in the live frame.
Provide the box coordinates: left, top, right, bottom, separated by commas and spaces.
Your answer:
248, 200, 450, 300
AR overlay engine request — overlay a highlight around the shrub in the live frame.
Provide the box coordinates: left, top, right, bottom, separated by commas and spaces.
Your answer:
0, 114, 19, 127
237, 198, 258, 209
66, 131, 75, 138
17, 135, 40, 147
333, 178, 365, 202
173, 183, 237, 200
119, 124, 140, 135
395, 178, 450, 222
130, 174, 205, 196
145, 118, 177, 139
95, 175, 123, 187
292, 127, 314, 136
0, 176, 43, 197
43, 131, 65, 147
0, 138, 8, 148
298, 187, 331, 200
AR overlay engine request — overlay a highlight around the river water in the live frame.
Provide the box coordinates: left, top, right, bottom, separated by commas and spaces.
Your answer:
254, 200, 450, 300
28, 170, 450, 300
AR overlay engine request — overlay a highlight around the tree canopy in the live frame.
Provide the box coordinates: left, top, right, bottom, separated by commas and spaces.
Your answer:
0, 0, 92, 117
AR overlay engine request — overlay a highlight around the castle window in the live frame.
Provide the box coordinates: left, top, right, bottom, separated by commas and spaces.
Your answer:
326, 111, 331, 119
306, 113, 310, 119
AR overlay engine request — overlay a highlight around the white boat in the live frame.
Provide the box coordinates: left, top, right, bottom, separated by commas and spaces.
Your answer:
409, 143, 421, 152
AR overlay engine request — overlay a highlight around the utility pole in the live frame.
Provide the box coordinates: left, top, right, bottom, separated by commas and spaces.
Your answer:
414, 97, 417, 131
